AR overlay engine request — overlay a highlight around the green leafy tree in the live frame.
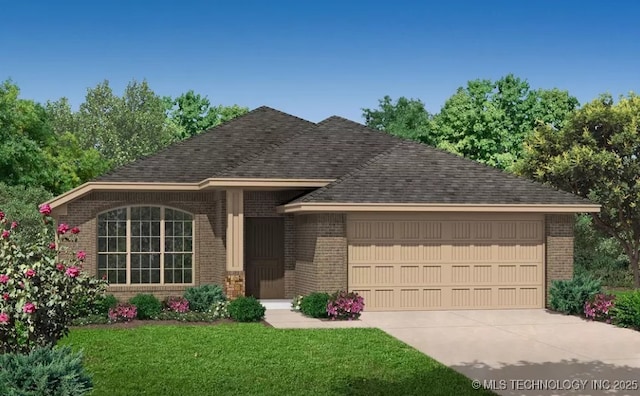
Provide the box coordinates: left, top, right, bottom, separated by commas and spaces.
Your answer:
431, 74, 579, 169
76, 80, 177, 167
0, 80, 52, 188
516, 93, 640, 287
362, 96, 433, 141
165, 90, 248, 140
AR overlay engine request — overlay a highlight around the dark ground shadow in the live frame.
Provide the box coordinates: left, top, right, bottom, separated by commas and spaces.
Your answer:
451, 359, 640, 396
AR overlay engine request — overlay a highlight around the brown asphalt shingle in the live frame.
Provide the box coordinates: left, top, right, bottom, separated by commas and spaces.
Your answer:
293, 141, 591, 205
95, 106, 315, 183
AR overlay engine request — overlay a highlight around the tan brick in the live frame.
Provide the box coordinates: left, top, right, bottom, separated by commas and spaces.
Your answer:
545, 214, 575, 307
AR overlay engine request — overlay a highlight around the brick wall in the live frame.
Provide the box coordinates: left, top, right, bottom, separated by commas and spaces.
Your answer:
294, 213, 348, 295
545, 214, 575, 306
56, 191, 225, 301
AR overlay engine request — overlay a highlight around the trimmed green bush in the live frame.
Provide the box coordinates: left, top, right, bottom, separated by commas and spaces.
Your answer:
228, 296, 265, 322
612, 290, 640, 329
95, 294, 119, 316
184, 284, 226, 312
129, 294, 162, 320
300, 292, 331, 318
549, 274, 601, 315
0, 346, 93, 395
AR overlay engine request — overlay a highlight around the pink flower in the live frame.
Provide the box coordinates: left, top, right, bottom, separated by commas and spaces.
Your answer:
24, 268, 36, 278
65, 266, 80, 278
0, 211, 4, 220
39, 204, 52, 216
1, 230, 9, 239
10, 221, 18, 229
76, 250, 86, 261
48, 242, 56, 250
2, 293, 8, 301
56, 263, 65, 271
0, 274, 8, 284
71, 226, 80, 234
57, 223, 70, 235
18, 281, 24, 289
23, 302, 36, 314
0, 312, 8, 324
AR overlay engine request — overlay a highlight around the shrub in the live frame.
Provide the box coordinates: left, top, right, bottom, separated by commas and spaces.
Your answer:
0, 346, 92, 395
327, 290, 365, 320
165, 296, 189, 313
184, 284, 226, 312
611, 290, 640, 329
549, 274, 601, 315
129, 294, 162, 319
108, 303, 137, 323
0, 206, 108, 353
291, 295, 304, 311
299, 292, 331, 318
227, 296, 265, 322
210, 300, 230, 319
584, 293, 616, 323
94, 294, 118, 316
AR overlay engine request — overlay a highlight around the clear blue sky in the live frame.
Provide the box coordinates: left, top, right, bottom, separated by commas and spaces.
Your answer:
1, 0, 638, 122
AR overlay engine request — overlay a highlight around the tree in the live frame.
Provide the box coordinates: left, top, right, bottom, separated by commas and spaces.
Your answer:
362, 96, 433, 141
516, 93, 640, 287
76, 80, 176, 167
165, 90, 248, 140
0, 80, 52, 189
431, 74, 579, 169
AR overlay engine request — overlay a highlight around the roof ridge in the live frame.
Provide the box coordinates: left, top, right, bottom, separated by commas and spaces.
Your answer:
213, 121, 319, 177
253, 105, 316, 126
297, 141, 407, 203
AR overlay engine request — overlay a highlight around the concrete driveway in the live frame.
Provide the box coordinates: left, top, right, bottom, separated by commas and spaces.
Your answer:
359, 309, 640, 396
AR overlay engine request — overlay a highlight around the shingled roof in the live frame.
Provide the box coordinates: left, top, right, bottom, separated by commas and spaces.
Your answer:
89, 105, 592, 208
95, 106, 315, 182
291, 141, 591, 205
217, 116, 402, 179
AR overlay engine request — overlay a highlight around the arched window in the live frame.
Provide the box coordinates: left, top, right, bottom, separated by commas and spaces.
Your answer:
97, 206, 194, 285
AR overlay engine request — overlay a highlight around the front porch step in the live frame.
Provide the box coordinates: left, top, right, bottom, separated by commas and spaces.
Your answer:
259, 299, 292, 310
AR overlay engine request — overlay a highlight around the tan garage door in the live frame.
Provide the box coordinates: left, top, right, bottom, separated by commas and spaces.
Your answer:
347, 213, 544, 311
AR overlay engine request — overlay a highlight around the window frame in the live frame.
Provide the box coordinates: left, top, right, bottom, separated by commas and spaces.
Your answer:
96, 205, 195, 286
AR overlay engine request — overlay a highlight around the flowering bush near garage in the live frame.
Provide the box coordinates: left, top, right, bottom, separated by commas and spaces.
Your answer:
294, 290, 365, 320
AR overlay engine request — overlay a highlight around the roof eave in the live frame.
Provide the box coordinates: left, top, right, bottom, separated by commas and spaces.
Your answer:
277, 202, 601, 214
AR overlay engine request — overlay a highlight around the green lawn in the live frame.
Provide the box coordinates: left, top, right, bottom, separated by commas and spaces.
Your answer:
62, 324, 493, 396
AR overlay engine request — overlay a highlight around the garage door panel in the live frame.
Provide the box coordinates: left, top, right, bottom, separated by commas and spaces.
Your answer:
357, 287, 544, 311
348, 215, 544, 311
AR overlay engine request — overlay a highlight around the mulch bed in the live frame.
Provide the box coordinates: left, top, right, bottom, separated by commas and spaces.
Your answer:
72, 318, 273, 330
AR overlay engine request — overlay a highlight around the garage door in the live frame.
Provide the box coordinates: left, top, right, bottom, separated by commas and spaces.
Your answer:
347, 213, 544, 311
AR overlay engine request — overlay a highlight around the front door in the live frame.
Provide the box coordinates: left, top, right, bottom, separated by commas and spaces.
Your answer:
245, 217, 285, 299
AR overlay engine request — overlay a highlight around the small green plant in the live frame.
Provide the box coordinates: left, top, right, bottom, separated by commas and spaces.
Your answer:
611, 290, 640, 329
210, 300, 230, 319
129, 294, 162, 319
299, 292, 330, 318
71, 314, 110, 326
184, 284, 226, 312
227, 296, 265, 322
549, 274, 601, 315
0, 346, 93, 395
291, 295, 304, 311
156, 310, 219, 322
95, 294, 119, 316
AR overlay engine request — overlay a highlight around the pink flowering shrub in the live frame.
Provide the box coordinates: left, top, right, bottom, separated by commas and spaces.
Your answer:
584, 293, 616, 323
165, 296, 189, 313
326, 290, 365, 320
0, 205, 107, 353
108, 303, 137, 322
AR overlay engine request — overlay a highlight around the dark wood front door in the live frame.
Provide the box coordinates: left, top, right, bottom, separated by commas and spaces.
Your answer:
245, 217, 285, 299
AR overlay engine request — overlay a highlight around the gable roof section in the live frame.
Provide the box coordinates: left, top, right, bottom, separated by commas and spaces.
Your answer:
280, 141, 599, 212
95, 106, 315, 183
218, 116, 402, 179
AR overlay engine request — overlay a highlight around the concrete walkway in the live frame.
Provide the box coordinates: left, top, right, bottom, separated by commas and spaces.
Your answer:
265, 308, 640, 396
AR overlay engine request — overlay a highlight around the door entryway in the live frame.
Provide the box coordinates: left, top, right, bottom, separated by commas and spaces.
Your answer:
245, 217, 285, 299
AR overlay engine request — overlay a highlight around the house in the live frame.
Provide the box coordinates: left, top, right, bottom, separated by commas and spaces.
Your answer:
46, 106, 599, 311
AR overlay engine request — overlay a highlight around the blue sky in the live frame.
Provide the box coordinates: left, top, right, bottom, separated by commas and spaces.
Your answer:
1, 0, 639, 122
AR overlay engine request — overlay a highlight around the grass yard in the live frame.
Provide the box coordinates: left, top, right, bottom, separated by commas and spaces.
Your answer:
62, 324, 493, 396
